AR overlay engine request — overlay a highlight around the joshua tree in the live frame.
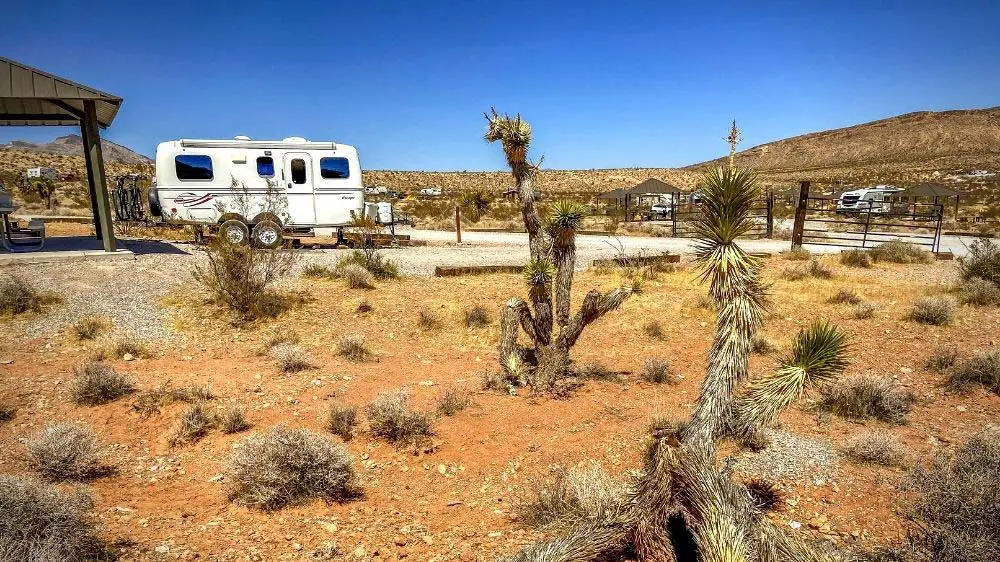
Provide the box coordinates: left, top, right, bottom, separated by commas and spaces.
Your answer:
485, 109, 634, 387
500, 165, 852, 561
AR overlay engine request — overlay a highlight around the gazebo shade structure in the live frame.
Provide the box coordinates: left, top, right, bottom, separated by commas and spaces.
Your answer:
0, 56, 121, 251
624, 178, 682, 196
898, 182, 966, 218
596, 187, 627, 200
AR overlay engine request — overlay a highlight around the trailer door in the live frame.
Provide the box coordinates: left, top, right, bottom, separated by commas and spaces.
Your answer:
282, 152, 317, 225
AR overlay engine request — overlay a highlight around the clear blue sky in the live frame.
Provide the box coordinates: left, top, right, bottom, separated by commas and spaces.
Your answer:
2, 0, 998, 170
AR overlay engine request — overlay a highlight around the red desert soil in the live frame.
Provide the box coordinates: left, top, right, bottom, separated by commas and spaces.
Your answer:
1, 255, 998, 560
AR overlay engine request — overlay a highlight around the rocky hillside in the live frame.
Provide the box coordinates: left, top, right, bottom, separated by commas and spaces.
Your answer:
1, 134, 151, 164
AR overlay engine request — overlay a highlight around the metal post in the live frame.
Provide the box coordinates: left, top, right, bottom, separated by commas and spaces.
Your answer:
766, 189, 774, 238
791, 180, 810, 249
455, 205, 462, 243
861, 200, 872, 249
80, 100, 117, 252
934, 203, 943, 253
671, 191, 678, 237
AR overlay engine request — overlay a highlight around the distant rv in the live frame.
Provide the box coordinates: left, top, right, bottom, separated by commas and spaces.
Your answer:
836, 185, 902, 214
150, 136, 365, 247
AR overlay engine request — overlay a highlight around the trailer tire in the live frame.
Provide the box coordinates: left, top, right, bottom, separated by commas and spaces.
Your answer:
251, 220, 283, 249
147, 187, 163, 217
219, 220, 250, 245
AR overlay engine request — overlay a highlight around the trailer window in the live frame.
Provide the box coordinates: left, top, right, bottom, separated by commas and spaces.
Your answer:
290, 159, 307, 184
319, 157, 350, 179
175, 155, 213, 180
256, 156, 275, 177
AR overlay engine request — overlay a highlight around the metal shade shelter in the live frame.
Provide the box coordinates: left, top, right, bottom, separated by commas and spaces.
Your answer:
898, 182, 966, 218
596, 187, 626, 200
624, 178, 682, 196
0, 56, 121, 251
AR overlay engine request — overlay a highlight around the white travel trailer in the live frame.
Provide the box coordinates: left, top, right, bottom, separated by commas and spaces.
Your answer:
151, 136, 364, 247
836, 185, 903, 214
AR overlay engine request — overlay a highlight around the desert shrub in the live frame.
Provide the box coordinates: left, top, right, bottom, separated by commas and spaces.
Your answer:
743, 478, 783, 511
828, 288, 862, 305
840, 249, 873, 268
852, 301, 878, 319
131, 382, 214, 417
899, 428, 1000, 562
784, 247, 811, 261
193, 239, 296, 321
842, 430, 907, 466
751, 334, 776, 355
73, 316, 110, 340
356, 299, 372, 313
366, 389, 434, 444
302, 263, 335, 279
334, 249, 398, 280
464, 304, 491, 328
641, 358, 678, 384
515, 460, 624, 529
0, 274, 42, 314
418, 309, 443, 330
170, 402, 213, 445
576, 362, 618, 381
270, 343, 313, 372
780, 265, 808, 281
643, 320, 665, 340
70, 360, 135, 406
338, 264, 375, 290
818, 375, 915, 423
780, 259, 831, 280
25, 422, 109, 480
0, 402, 14, 422
808, 259, 833, 279
336, 334, 375, 362
327, 403, 358, 440
217, 402, 250, 434
109, 332, 149, 359
907, 296, 956, 325
226, 426, 358, 511
870, 240, 932, 264
948, 348, 1000, 394
482, 369, 519, 394
925, 347, 958, 373
262, 329, 300, 353
961, 277, 1000, 306
695, 294, 715, 310
0, 475, 106, 561
436, 388, 471, 416
957, 238, 1000, 285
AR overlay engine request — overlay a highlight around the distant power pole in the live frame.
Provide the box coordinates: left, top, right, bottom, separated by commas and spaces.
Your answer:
726, 120, 742, 167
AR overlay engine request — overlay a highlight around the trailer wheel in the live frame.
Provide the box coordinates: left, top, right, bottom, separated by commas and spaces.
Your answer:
252, 220, 283, 249
219, 220, 250, 245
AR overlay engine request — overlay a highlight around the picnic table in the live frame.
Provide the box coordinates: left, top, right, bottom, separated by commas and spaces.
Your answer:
0, 192, 46, 252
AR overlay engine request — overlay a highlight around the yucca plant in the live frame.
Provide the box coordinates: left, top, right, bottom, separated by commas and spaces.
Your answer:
499, 163, 851, 562
487, 110, 632, 385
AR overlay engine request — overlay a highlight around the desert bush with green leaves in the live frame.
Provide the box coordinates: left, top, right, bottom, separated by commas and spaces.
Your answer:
0, 475, 107, 561
193, 238, 297, 322
957, 238, 1000, 285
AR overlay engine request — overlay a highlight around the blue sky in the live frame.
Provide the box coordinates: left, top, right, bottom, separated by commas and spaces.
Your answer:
2, 0, 998, 170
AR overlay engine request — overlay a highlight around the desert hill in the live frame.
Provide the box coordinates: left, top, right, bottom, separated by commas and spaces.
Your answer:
1, 134, 151, 165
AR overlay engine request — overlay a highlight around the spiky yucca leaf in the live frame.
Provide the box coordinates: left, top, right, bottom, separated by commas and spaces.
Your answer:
734, 321, 850, 435
697, 510, 749, 562
485, 108, 532, 167
547, 200, 589, 234
523, 258, 555, 286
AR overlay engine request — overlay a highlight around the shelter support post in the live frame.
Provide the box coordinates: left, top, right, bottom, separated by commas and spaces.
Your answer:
80, 100, 116, 252
791, 180, 809, 249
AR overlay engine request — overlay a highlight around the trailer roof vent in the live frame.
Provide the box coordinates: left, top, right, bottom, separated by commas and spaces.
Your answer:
234, 135, 251, 141
283, 136, 307, 143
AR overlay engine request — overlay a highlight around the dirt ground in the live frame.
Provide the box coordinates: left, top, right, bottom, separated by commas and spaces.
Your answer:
1, 250, 999, 561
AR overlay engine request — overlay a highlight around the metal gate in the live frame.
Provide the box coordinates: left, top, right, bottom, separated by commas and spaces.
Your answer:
796, 196, 943, 252
670, 190, 774, 239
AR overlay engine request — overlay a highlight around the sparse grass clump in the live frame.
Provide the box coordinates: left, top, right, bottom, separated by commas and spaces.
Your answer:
131, 382, 214, 417
784, 247, 812, 261
852, 301, 878, 319
336, 334, 375, 363
338, 264, 375, 289
643, 320, 665, 340
743, 478, 783, 511
436, 388, 471, 416
961, 277, 1000, 306
0, 475, 106, 561
870, 240, 932, 264
464, 304, 491, 328
575, 362, 618, 381
335, 249, 399, 280
515, 460, 624, 529
899, 428, 1000, 562
261, 329, 300, 353
217, 402, 250, 434
907, 296, 956, 325
0, 274, 46, 315
808, 259, 833, 279
840, 249, 873, 268
70, 360, 135, 406
226, 426, 358, 511
418, 309, 443, 330
170, 402, 213, 445
842, 430, 908, 467
781, 259, 832, 280
818, 375, 915, 424
327, 403, 358, 440
925, 347, 958, 373
302, 263, 335, 279
482, 369, 519, 394
828, 288, 863, 305
109, 332, 149, 359
73, 316, 111, 340
641, 358, 678, 384
948, 348, 1000, 394
25, 422, 109, 480
270, 343, 313, 372
751, 334, 776, 355
366, 389, 434, 444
